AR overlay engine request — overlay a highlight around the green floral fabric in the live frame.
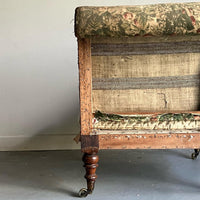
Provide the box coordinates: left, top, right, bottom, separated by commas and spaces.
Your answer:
75, 3, 200, 38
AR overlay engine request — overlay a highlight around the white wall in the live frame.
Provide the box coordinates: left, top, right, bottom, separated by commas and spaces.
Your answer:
0, 0, 199, 151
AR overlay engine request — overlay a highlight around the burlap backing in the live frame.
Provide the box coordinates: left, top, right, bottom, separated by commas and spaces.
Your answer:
92, 53, 200, 79
92, 88, 199, 112
91, 38, 200, 113
91, 35, 200, 44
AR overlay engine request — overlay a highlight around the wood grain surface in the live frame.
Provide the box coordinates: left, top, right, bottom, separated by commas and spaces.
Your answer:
78, 38, 92, 135
99, 133, 200, 149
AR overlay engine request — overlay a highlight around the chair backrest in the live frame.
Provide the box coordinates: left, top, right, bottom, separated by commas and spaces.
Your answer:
75, 3, 200, 114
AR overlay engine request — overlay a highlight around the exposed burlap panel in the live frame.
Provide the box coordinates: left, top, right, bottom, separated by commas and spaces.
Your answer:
91, 37, 200, 112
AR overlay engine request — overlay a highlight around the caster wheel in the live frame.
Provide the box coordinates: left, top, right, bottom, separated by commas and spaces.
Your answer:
78, 188, 88, 198
191, 153, 197, 160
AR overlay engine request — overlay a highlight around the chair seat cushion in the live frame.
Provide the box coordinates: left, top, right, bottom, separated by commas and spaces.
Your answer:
93, 111, 200, 130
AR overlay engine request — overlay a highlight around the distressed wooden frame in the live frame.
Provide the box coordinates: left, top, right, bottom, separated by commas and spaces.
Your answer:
98, 133, 200, 149
78, 38, 99, 152
76, 4, 200, 196
78, 38, 200, 151
78, 38, 92, 137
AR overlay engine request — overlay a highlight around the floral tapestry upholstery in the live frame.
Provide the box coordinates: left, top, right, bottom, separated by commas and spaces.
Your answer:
93, 111, 200, 130
75, 2, 200, 38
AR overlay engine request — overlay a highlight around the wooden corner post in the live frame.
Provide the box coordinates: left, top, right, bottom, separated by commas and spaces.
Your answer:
78, 38, 92, 137
78, 38, 99, 151
78, 38, 99, 197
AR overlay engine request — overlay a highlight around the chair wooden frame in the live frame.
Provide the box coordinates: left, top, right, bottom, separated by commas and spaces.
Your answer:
77, 38, 200, 197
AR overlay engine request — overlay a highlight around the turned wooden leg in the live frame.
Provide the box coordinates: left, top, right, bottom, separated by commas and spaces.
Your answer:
79, 150, 99, 197
191, 149, 200, 160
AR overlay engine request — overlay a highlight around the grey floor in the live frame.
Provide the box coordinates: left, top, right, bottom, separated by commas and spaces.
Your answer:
0, 149, 200, 200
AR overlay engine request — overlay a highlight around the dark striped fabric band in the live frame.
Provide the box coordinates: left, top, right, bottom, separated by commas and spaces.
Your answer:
92, 75, 200, 90
91, 41, 200, 56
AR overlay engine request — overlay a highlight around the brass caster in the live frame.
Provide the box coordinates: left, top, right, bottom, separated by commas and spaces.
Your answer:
191, 152, 197, 160
78, 188, 88, 198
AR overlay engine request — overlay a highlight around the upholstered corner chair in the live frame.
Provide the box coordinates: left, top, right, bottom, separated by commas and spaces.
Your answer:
74, 2, 200, 197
